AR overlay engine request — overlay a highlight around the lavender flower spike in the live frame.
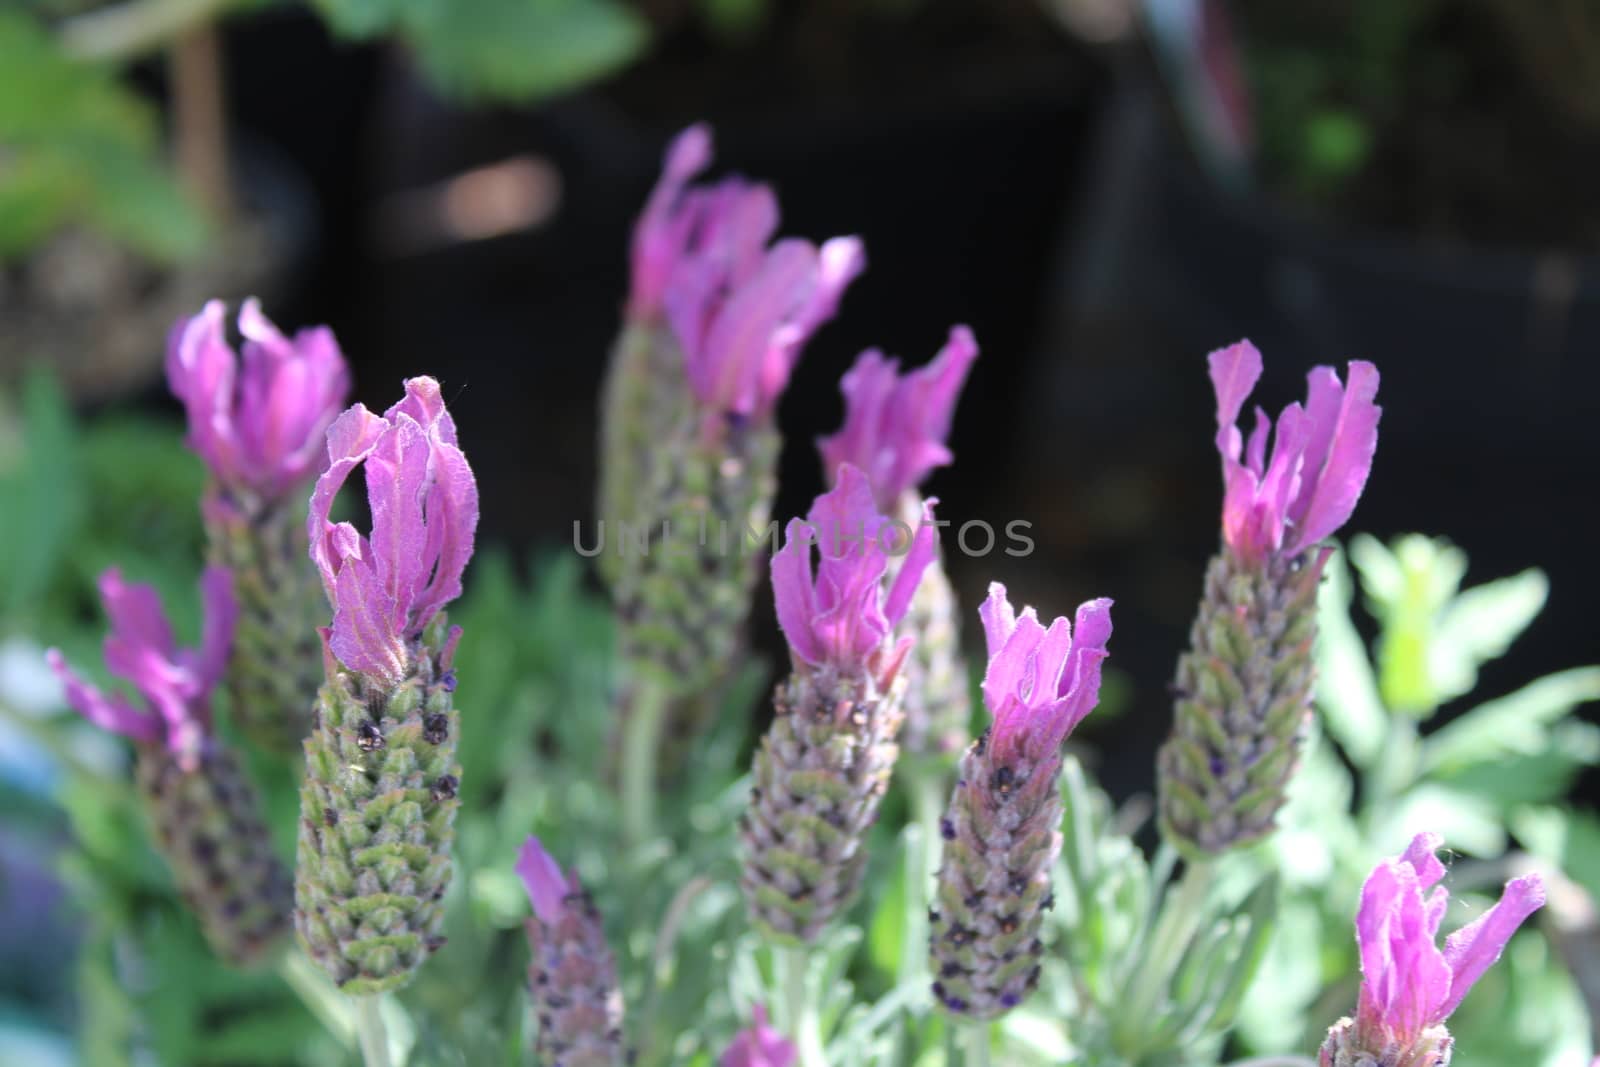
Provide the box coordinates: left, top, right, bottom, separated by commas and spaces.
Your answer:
742, 465, 938, 942
931, 584, 1112, 1019
1210, 340, 1381, 563
1321, 833, 1546, 1067
721, 1005, 796, 1067
296, 377, 477, 994
817, 326, 980, 758
1159, 342, 1382, 856
168, 298, 352, 751
601, 124, 868, 788
517, 837, 629, 1066
47, 568, 291, 966
168, 298, 350, 506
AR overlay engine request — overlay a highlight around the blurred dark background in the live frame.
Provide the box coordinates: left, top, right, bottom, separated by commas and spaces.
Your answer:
13, 0, 1600, 807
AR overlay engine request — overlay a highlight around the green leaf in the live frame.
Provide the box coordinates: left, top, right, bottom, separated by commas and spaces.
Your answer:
402, 0, 649, 102
1429, 567, 1548, 706
0, 10, 205, 261
1349, 534, 1467, 717
1513, 806, 1600, 906
0, 370, 85, 619
1428, 720, 1600, 809
1313, 546, 1386, 768
1374, 783, 1505, 857
1421, 667, 1600, 774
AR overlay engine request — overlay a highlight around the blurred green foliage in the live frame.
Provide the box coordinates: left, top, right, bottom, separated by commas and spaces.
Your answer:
0, 0, 647, 265
0, 9, 207, 263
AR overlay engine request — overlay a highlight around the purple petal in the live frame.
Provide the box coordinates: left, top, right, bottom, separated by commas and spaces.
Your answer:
1050, 598, 1114, 741
698, 239, 818, 417
410, 433, 479, 632
365, 416, 433, 633
515, 835, 570, 926
977, 583, 1017, 661
881, 497, 938, 628
307, 404, 388, 600
1354, 846, 1455, 1044
329, 560, 406, 685
166, 301, 239, 482
97, 568, 177, 663
45, 649, 159, 743
195, 565, 238, 689
383, 376, 459, 447
1438, 874, 1546, 1019
629, 124, 715, 319
1285, 361, 1381, 554
721, 1004, 797, 1067
982, 608, 1045, 725
771, 517, 822, 665
817, 326, 979, 506
816, 349, 898, 495
1398, 831, 1447, 889
1207, 340, 1262, 464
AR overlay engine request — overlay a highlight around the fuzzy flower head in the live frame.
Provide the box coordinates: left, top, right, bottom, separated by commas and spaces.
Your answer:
307, 378, 479, 687
167, 299, 351, 504
977, 583, 1112, 772
629, 124, 866, 422
1210, 341, 1380, 563
1346, 832, 1545, 1062
515, 835, 578, 926
771, 464, 938, 685
817, 326, 980, 508
721, 1005, 796, 1067
46, 567, 237, 771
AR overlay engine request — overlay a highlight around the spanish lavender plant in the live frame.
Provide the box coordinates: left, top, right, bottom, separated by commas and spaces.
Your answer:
1158, 341, 1381, 856
817, 327, 980, 761
294, 377, 478, 995
47, 567, 292, 966
740, 463, 937, 944
929, 583, 1112, 1021
722, 1005, 795, 1067
1320, 832, 1546, 1067
517, 836, 630, 1066
167, 298, 351, 752
601, 125, 866, 834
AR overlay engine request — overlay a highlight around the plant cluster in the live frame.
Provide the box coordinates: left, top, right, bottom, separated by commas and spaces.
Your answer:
0, 122, 1595, 1067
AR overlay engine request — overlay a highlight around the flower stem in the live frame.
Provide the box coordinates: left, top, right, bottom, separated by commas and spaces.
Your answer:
620, 672, 668, 847
1115, 858, 1215, 1052
354, 995, 392, 1067
962, 1023, 991, 1066
783, 944, 827, 1067
898, 770, 946, 983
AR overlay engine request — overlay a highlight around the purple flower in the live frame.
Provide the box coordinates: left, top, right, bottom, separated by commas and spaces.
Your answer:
977, 583, 1112, 769
167, 299, 351, 503
1350, 832, 1545, 1055
1209, 341, 1380, 562
771, 464, 938, 683
720, 1005, 796, 1067
307, 378, 479, 686
515, 835, 575, 926
628, 124, 866, 420
46, 567, 237, 771
817, 326, 980, 507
